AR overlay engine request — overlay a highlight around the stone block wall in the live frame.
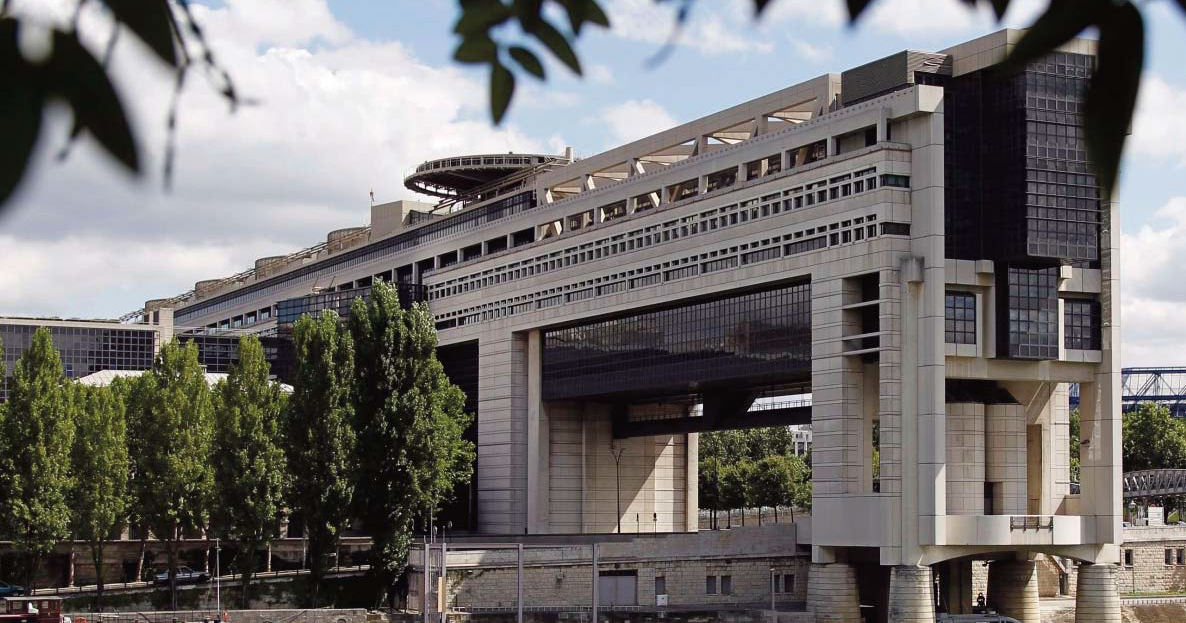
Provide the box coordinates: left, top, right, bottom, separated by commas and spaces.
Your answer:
1116, 541, 1186, 594
425, 557, 807, 611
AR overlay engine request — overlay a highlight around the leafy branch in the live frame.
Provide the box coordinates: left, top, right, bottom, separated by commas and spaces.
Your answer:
0, 0, 238, 205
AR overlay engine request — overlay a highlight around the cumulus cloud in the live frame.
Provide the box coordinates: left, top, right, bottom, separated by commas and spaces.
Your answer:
0, 0, 552, 318
1131, 75, 1186, 168
1120, 197, 1186, 366
606, 0, 773, 55
790, 40, 832, 62
599, 99, 679, 147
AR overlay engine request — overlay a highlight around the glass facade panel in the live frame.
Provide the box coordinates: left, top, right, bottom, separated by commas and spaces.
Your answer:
997, 266, 1059, 360
542, 282, 811, 401
1063, 298, 1101, 350
0, 323, 157, 399
945, 291, 976, 345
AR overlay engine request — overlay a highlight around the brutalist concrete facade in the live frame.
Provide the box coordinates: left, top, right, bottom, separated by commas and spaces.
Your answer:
141, 28, 1122, 622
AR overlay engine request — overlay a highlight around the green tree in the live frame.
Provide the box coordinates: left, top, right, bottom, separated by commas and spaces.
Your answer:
1123, 403, 1186, 472
348, 281, 475, 607
286, 311, 356, 607
720, 461, 751, 528
212, 335, 289, 607
0, 327, 75, 589
130, 340, 215, 610
115, 373, 156, 582
698, 456, 724, 529
70, 383, 129, 611
750, 455, 804, 524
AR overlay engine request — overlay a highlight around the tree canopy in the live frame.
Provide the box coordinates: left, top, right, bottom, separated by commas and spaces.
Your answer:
69, 382, 129, 611
212, 335, 289, 607
0, 328, 76, 588
127, 339, 215, 610
1122, 403, 1186, 472
285, 310, 356, 607
348, 280, 474, 607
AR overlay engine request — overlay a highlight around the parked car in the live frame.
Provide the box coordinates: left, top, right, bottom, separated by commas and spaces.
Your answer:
152, 567, 210, 586
0, 581, 26, 597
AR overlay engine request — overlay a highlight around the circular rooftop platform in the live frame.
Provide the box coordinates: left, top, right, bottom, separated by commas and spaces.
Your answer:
404, 153, 557, 198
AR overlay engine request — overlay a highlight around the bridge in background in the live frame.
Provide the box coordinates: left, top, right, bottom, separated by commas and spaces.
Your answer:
1070, 367, 1186, 416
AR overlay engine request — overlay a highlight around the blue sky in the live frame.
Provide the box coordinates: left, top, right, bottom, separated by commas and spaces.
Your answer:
2, 0, 1185, 364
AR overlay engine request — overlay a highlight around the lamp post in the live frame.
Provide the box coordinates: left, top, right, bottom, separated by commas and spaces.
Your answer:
609, 444, 625, 533
215, 538, 221, 618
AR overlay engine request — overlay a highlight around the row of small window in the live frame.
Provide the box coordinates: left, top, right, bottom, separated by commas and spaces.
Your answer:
206, 306, 274, 331
1167, 549, 1186, 566
434, 216, 902, 331
177, 192, 536, 323
428, 167, 903, 302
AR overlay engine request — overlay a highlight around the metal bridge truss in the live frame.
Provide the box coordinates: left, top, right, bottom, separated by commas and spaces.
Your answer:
1069, 367, 1186, 417
1124, 469, 1186, 501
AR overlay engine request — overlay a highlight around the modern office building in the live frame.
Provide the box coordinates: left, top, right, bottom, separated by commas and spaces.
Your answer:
127, 29, 1118, 622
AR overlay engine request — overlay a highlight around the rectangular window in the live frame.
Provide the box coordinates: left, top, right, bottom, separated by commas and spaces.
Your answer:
656, 576, 666, 595
721, 575, 732, 595
706, 576, 717, 595
1063, 299, 1101, 350
1178, 549, 1184, 565
1167, 549, 1175, 566
945, 292, 977, 345
1124, 549, 1134, 566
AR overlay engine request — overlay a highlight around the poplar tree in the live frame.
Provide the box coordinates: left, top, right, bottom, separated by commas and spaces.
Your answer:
70, 384, 129, 611
286, 311, 355, 607
212, 335, 288, 607
131, 340, 214, 610
0, 327, 75, 588
348, 281, 474, 607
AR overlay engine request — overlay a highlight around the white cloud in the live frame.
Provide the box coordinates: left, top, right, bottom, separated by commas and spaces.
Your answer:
599, 99, 679, 147
1120, 197, 1186, 366
606, 0, 773, 55
791, 40, 832, 62
0, 0, 552, 318
589, 64, 615, 85
1131, 75, 1186, 168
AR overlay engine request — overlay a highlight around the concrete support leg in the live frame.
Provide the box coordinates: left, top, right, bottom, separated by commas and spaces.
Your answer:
888, 566, 935, 623
1075, 563, 1120, 623
808, 563, 861, 623
987, 560, 1040, 623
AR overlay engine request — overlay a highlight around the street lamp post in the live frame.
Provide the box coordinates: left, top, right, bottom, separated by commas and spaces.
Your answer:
215, 539, 221, 618
609, 444, 625, 533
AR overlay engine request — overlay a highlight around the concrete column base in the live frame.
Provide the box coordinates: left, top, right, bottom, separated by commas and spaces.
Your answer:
807, 563, 861, 623
987, 560, 1040, 623
1075, 563, 1120, 623
888, 565, 935, 623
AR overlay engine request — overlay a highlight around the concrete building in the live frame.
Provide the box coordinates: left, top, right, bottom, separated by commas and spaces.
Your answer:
121, 29, 1120, 622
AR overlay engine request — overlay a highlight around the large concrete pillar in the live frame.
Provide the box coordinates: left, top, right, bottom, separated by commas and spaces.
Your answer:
888, 566, 935, 623
1075, 563, 1120, 623
985, 404, 1027, 515
808, 563, 861, 623
986, 560, 1040, 623
946, 402, 985, 515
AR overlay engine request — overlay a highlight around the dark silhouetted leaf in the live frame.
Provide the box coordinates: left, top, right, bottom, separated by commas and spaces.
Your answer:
558, 0, 610, 33
989, 0, 1010, 20
753, 0, 775, 15
509, 45, 545, 79
527, 18, 582, 75
1001, 0, 1105, 72
454, 0, 512, 35
1177, 0, 1186, 16
846, 0, 875, 22
454, 34, 497, 63
0, 19, 45, 206
101, 0, 178, 68
490, 60, 515, 124
46, 29, 140, 174
1085, 2, 1144, 195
